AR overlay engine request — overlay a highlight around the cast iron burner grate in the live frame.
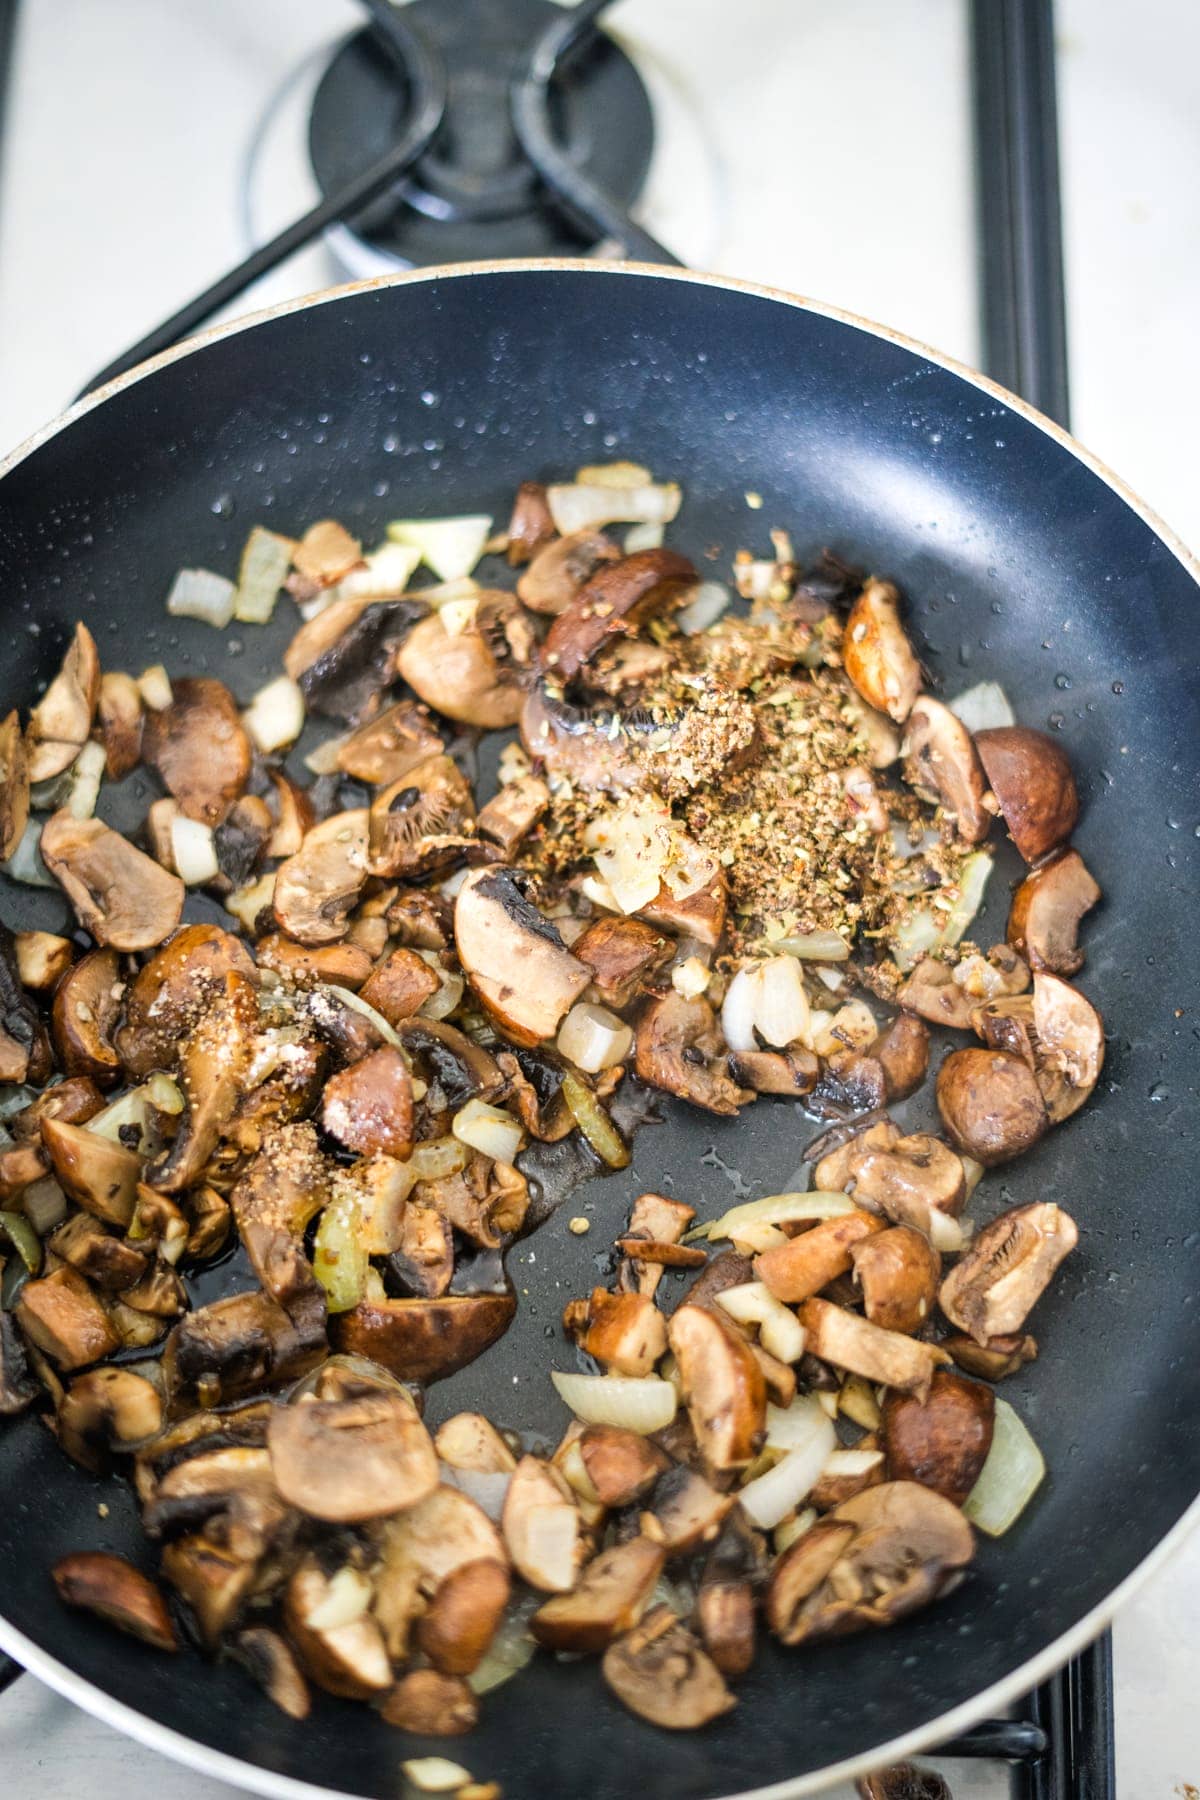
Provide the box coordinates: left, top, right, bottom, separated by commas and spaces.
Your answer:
0, 1, 1115, 1795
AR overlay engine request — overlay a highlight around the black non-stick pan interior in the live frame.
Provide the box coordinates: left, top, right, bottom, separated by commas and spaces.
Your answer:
0, 266, 1196, 1799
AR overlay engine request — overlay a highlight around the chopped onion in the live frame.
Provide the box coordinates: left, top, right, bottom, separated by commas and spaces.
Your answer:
225, 871, 275, 932
738, 1419, 836, 1528
720, 967, 759, 1053
964, 1398, 1045, 1536
774, 1506, 818, 1553
961, 1155, 985, 1198
575, 460, 653, 488
838, 1375, 882, 1431
303, 732, 348, 774
387, 515, 493, 582
889, 821, 943, 863
765, 1394, 838, 1452
561, 1072, 630, 1169
315, 982, 404, 1049
584, 797, 672, 916
546, 480, 682, 535
65, 741, 106, 821
727, 1220, 788, 1256
332, 540, 420, 602
775, 929, 851, 962
21, 1176, 68, 1236
716, 1282, 806, 1364
165, 567, 235, 628
670, 956, 710, 1000
467, 1595, 540, 1695
138, 665, 173, 711
675, 581, 731, 636
170, 815, 219, 885
822, 1447, 884, 1478
243, 675, 305, 753
402, 1760, 472, 1794
949, 680, 1015, 733
813, 965, 846, 993
441, 1465, 511, 1522
87, 1074, 184, 1158
313, 1188, 369, 1313
550, 1370, 677, 1433
928, 1209, 972, 1254
416, 951, 464, 1022
811, 998, 876, 1058
410, 1137, 468, 1180
556, 1437, 602, 1505
624, 521, 664, 554
721, 958, 809, 1053
4, 820, 56, 888
556, 1002, 633, 1074
452, 1098, 524, 1165
578, 870, 621, 913
411, 575, 481, 611
939, 851, 994, 948
734, 558, 778, 602
306, 1565, 372, 1631
234, 526, 293, 623
889, 905, 943, 972
437, 867, 473, 900
438, 596, 478, 636
697, 1190, 856, 1244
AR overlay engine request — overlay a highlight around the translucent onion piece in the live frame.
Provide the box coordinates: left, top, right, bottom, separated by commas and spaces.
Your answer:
410, 575, 480, 611
939, 851, 994, 949
401, 1760, 472, 1793
670, 956, 710, 1000
584, 797, 672, 917
716, 1282, 806, 1364
546, 480, 681, 535
332, 540, 420, 602
467, 1594, 540, 1695
234, 526, 293, 624
561, 1073, 630, 1169
773, 1506, 818, 1554
409, 1137, 468, 1180
676, 581, 731, 636
452, 1098, 524, 1165
440, 1464, 511, 1522
165, 567, 236, 628
697, 1190, 856, 1244
138, 665, 173, 711
170, 815, 219, 886
949, 680, 1015, 733
764, 1394, 836, 1452
889, 821, 943, 863
624, 521, 664, 554
225, 871, 276, 933
65, 741, 106, 821
243, 675, 305, 753
556, 1002, 633, 1074
550, 1370, 677, 1433
889, 906, 943, 973
316, 983, 403, 1049
964, 1398, 1045, 1536
811, 998, 876, 1058
738, 1420, 836, 1528
774, 929, 851, 962
416, 952, 465, 1023
386, 515, 493, 582
822, 1447, 884, 1478
21, 1175, 68, 1236
754, 957, 810, 1048
303, 732, 348, 775
4, 820, 57, 888
313, 1187, 369, 1314
438, 597, 478, 637
575, 460, 653, 488
928, 1209, 972, 1254
720, 966, 759, 1052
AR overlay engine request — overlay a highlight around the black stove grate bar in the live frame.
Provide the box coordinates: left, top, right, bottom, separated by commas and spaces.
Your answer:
0, 1651, 22, 1696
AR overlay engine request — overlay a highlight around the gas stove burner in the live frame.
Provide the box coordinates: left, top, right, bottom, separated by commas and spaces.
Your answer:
309, 0, 654, 272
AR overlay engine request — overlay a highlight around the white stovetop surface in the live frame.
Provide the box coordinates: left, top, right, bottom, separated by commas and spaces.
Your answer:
0, 2, 1197, 1795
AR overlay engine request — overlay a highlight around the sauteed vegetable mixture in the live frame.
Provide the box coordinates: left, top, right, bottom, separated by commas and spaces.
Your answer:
0, 461, 1104, 1752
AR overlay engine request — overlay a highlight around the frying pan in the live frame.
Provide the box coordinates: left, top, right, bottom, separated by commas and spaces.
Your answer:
0, 263, 1197, 1799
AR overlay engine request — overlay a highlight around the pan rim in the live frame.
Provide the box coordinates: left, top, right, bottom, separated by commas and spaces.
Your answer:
1, 256, 1197, 1795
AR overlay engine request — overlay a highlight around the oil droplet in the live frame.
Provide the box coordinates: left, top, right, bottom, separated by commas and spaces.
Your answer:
1111, 680, 1125, 695
419, 389, 438, 407
382, 434, 399, 454
210, 493, 235, 518
1048, 712, 1065, 730
1053, 672, 1071, 690
1148, 1083, 1169, 1103
1165, 817, 1181, 830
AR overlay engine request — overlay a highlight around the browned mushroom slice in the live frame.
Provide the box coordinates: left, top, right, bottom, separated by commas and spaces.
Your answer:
882, 1370, 995, 1504
939, 1201, 1077, 1343
255, 934, 371, 991
1030, 971, 1105, 1122
164, 1288, 326, 1408
321, 1046, 414, 1161
501, 1455, 583, 1593
40, 812, 184, 951
639, 860, 728, 951
532, 1535, 664, 1654
435, 1412, 518, 1474
267, 1389, 437, 1522
754, 1210, 884, 1304
395, 602, 525, 729
272, 810, 369, 946
974, 725, 1079, 864
51, 947, 123, 1085
902, 696, 991, 842
332, 1289, 515, 1385
333, 697, 443, 785
53, 1550, 176, 1651
668, 1302, 766, 1470
142, 677, 251, 827
381, 1669, 479, 1736
602, 1605, 735, 1729
17, 1266, 120, 1370
614, 1237, 707, 1270
646, 1463, 734, 1556
1007, 848, 1100, 974
14, 928, 72, 992
418, 1557, 512, 1675
506, 480, 556, 565
12, 1076, 104, 1142
517, 528, 621, 614
697, 1576, 756, 1680
146, 1443, 288, 1560
896, 959, 975, 1031
936, 1046, 1048, 1165
159, 1533, 258, 1649
0, 923, 50, 1085
387, 1200, 454, 1299
572, 914, 672, 1010
808, 1432, 887, 1511
616, 1191, 697, 1298
0, 709, 29, 859
400, 1017, 505, 1106
577, 1426, 669, 1508
116, 923, 257, 1076
728, 1045, 820, 1097
871, 1013, 930, 1101
288, 596, 427, 724
842, 581, 921, 724
635, 992, 752, 1117
476, 774, 551, 856
367, 754, 476, 879
234, 1628, 311, 1721
850, 1226, 942, 1335
799, 1297, 948, 1399
55, 1367, 163, 1472
357, 946, 441, 1025
229, 1122, 327, 1321
541, 549, 696, 681
96, 671, 144, 778
454, 867, 590, 1046
148, 969, 259, 1193
26, 622, 101, 781
282, 1558, 392, 1700
40, 1116, 139, 1225
815, 1121, 966, 1235
944, 1330, 1038, 1380
565, 1289, 663, 1378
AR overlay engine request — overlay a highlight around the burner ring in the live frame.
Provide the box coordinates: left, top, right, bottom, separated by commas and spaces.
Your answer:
309, 0, 654, 268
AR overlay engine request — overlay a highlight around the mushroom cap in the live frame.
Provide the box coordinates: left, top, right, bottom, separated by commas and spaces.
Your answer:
40, 812, 185, 952
667, 1302, 767, 1470
267, 1390, 438, 1522
501, 1454, 583, 1592
939, 1200, 1078, 1343
634, 992, 751, 1117
51, 947, 123, 1085
380, 1669, 479, 1736
517, 528, 621, 614
97, 671, 144, 781
871, 1012, 930, 1101
602, 1605, 736, 1730
395, 604, 525, 729
116, 923, 257, 1075
815, 1121, 967, 1231
851, 1225, 942, 1336
272, 809, 369, 946
283, 1559, 392, 1699
541, 548, 696, 681
936, 1047, 1049, 1166
53, 1550, 176, 1651
234, 1628, 311, 1721
332, 1289, 516, 1386
975, 725, 1079, 864
454, 867, 590, 1046
1030, 970, 1105, 1122
321, 1046, 415, 1161
532, 1535, 665, 1653
902, 696, 991, 842
142, 677, 252, 827
418, 1557, 511, 1674
883, 1370, 995, 1505
1007, 848, 1101, 975
842, 580, 922, 723
27, 622, 101, 782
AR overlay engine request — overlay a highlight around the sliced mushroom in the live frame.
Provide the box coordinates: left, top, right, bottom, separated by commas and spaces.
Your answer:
435, 1412, 518, 1474
842, 581, 921, 723
26, 622, 101, 781
668, 1302, 766, 1470
289, 596, 427, 723
332, 1289, 516, 1385
53, 1550, 176, 1651
161, 1533, 260, 1649
381, 1669, 479, 1736
753, 1210, 884, 1304
367, 754, 476, 879
55, 1366, 164, 1472
40, 1117, 140, 1225
352, 948, 437, 1026
476, 774, 550, 856
616, 1191, 696, 1298
418, 1556, 511, 1675
943, 1330, 1038, 1381
696, 1576, 756, 1680
646, 1463, 735, 1556
569, 1289, 667, 1378
272, 810, 369, 946
147, 969, 259, 1193
255, 934, 372, 991
116, 923, 257, 1076
939, 1201, 1078, 1343
14, 929, 73, 992
1030, 970, 1105, 1122
321, 1046, 414, 1161
728, 1044, 820, 1097
1007, 848, 1101, 974
400, 1017, 505, 1107
142, 677, 251, 827
454, 867, 590, 1046
387, 1199, 454, 1299
51, 947, 123, 1085
572, 914, 672, 1010
577, 1426, 669, 1508
798, 1298, 949, 1399
871, 1013, 930, 1101
332, 697, 443, 785
164, 1288, 326, 1408
96, 670, 144, 778
0, 1310, 40, 1415
902, 696, 991, 841
268, 1389, 437, 1522
395, 602, 525, 729
850, 1226, 942, 1336
639, 858, 728, 949
284, 1558, 392, 1699
936, 1047, 1048, 1165
501, 1455, 583, 1593
0, 923, 50, 1085
815, 1121, 966, 1234
533, 1535, 664, 1654
635, 992, 752, 1117
602, 1606, 735, 1729
146, 1443, 288, 1558
974, 725, 1079, 864
516, 528, 620, 614
541, 549, 696, 680
17, 1266, 120, 1370
519, 682, 646, 792
0, 708, 29, 859
883, 1370, 995, 1504
766, 1482, 972, 1643
234, 1628, 311, 1721
506, 479, 556, 565
40, 810, 185, 951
